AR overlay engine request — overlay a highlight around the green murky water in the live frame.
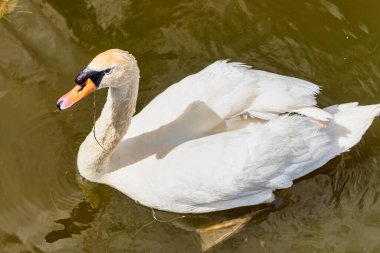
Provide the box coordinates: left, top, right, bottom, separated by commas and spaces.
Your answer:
1, 0, 380, 252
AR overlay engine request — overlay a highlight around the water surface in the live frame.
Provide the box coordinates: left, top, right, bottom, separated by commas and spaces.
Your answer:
1, 0, 380, 252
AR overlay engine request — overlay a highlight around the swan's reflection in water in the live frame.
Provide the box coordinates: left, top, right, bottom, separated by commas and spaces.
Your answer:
45, 176, 286, 251
45, 201, 99, 243
45, 177, 110, 243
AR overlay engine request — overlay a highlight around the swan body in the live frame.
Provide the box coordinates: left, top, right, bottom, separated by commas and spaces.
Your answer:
57, 49, 380, 213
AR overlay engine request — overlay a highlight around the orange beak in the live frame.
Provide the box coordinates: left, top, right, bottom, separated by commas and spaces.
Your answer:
57, 78, 96, 110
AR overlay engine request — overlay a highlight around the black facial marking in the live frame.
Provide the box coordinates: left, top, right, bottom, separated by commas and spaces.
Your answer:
75, 66, 113, 87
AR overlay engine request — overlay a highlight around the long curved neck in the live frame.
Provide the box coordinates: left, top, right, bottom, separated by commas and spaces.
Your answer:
77, 75, 139, 181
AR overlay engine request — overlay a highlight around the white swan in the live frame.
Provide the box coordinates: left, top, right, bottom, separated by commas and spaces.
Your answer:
57, 49, 380, 213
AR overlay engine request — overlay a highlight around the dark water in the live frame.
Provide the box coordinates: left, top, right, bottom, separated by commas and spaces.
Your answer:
1, 0, 380, 252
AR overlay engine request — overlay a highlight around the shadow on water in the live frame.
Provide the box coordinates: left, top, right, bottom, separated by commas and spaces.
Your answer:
45, 178, 111, 243
45, 201, 99, 243
44, 174, 289, 251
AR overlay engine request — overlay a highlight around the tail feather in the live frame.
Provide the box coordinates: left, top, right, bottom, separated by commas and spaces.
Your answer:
325, 103, 380, 153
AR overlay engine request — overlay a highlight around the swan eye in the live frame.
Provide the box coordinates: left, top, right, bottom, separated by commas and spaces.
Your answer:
104, 68, 113, 75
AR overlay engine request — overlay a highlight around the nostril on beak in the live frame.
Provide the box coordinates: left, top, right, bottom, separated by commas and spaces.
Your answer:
78, 85, 85, 92
57, 100, 63, 110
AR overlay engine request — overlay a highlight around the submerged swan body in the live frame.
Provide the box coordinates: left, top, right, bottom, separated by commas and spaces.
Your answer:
57, 49, 380, 213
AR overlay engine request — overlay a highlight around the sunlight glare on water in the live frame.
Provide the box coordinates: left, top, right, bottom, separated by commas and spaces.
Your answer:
1, 0, 380, 252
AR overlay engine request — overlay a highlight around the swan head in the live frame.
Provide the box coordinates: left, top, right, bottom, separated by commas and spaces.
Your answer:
57, 49, 138, 110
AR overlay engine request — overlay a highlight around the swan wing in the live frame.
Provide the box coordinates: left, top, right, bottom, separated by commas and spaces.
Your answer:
126, 60, 325, 139
114, 61, 328, 168
107, 115, 332, 213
